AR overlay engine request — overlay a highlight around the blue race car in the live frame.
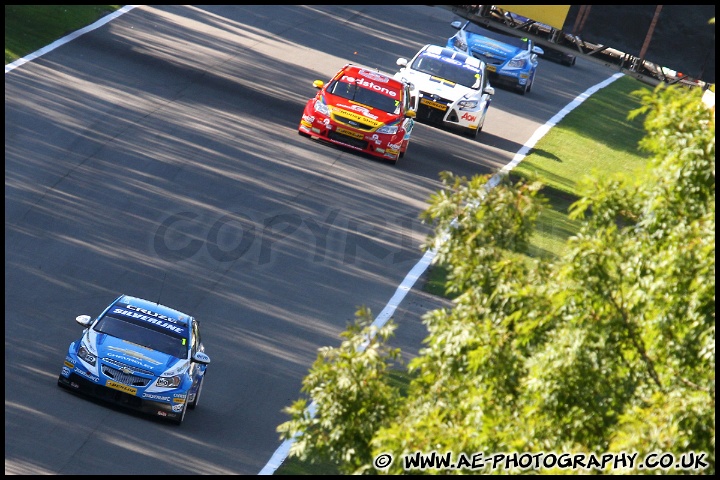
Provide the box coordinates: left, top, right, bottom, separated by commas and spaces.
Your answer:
448, 20, 544, 95
58, 294, 210, 425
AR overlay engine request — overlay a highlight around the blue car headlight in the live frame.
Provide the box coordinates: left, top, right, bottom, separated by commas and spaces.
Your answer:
457, 99, 479, 110
452, 36, 467, 52
314, 99, 330, 116
78, 345, 97, 366
376, 125, 398, 135
156, 375, 182, 388
508, 58, 527, 69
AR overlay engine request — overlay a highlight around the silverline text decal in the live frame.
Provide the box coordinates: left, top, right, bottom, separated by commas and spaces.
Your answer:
112, 306, 184, 333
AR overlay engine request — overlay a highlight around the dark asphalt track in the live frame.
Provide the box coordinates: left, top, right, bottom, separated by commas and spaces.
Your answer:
5, 5, 616, 474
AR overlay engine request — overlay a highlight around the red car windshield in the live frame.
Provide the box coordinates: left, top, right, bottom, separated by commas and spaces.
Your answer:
326, 79, 401, 114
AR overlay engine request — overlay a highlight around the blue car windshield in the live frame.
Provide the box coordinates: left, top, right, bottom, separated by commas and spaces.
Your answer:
464, 22, 529, 50
411, 55, 482, 89
94, 314, 188, 358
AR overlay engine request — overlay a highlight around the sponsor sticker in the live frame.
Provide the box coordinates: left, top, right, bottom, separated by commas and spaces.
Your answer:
111, 305, 185, 334
487, 65, 497, 73
336, 128, 365, 139
420, 98, 448, 111
430, 76, 456, 87
340, 73, 397, 97
358, 69, 390, 83
106, 380, 138, 395
347, 104, 375, 118
333, 108, 381, 127
143, 393, 172, 401
461, 112, 478, 122
107, 346, 162, 365
75, 368, 99, 383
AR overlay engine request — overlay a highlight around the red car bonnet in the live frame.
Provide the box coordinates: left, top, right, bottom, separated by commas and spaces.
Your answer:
323, 65, 405, 124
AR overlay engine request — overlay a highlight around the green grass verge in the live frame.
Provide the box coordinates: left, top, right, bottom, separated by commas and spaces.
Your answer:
510, 75, 649, 258
5, 5, 120, 64
421, 75, 649, 288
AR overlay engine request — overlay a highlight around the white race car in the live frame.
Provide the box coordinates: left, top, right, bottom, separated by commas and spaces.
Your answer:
394, 44, 494, 139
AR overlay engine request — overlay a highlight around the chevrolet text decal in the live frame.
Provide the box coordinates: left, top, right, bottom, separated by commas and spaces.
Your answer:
108, 345, 163, 365
112, 305, 184, 333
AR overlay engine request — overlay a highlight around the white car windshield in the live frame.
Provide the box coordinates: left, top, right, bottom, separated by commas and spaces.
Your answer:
411, 55, 482, 89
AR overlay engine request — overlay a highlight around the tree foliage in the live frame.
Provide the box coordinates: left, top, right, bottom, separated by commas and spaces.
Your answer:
277, 84, 715, 474
277, 307, 402, 474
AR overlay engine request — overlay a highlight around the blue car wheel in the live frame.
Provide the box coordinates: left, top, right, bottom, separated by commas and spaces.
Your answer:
518, 72, 534, 95
172, 400, 187, 425
189, 376, 203, 409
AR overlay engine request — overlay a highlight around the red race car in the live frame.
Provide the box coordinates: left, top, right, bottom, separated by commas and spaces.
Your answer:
299, 64, 416, 164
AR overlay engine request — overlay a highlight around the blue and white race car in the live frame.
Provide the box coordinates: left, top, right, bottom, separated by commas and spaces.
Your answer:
448, 20, 544, 95
394, 44, 495, 139
58, 294, 210, 425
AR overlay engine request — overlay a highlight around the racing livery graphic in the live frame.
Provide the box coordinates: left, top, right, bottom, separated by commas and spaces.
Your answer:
298, 64, 416, 164
395, 44, 495, 139
58, 295, 210, 425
